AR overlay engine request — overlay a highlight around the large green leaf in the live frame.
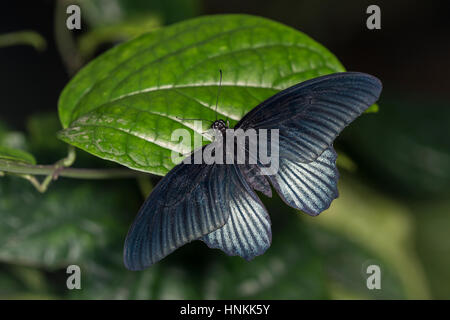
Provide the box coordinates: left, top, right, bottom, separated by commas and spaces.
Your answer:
57, 14, 347, 176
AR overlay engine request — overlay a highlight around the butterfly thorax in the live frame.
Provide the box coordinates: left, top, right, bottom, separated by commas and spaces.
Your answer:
210, 119, 228, 135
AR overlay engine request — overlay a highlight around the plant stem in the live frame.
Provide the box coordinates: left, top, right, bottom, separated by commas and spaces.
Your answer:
0, 160, 146, 180
0, 31, 47, 51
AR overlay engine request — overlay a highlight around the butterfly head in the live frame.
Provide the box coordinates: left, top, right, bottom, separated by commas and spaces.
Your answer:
210, 119, 228, 134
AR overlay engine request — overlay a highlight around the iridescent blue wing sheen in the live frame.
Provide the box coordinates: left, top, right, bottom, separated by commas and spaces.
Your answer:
236, 72, 382, 163
268, 147, 339, 216
124, 148, 245, 270
201, 164, 271, 260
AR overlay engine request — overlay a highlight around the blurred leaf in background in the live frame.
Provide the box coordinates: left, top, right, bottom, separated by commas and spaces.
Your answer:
0, 121, 36, 167
341, 98, 450, 198
202, 220, 329, 299
0, 264, 54, 299
340, 97, 450, 299
75, 0, 200, 59
0, 146, 35, 165
307, 174, 430, 299
77, 15, 161, 60
79, 0, 200, 28
0, 122, 32, 154
26, 113, 67, 163
415, 200, 450, 299
0, 177, 137, 269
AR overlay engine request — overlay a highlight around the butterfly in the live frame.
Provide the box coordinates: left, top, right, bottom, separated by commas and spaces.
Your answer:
123, 72, 382, 270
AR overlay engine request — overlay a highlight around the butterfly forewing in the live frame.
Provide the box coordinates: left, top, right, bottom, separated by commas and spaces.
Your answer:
236, 72, 382, 163
124, 148, 231, 270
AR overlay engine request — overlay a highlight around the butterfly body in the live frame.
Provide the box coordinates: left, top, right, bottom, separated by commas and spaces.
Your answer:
124, 72, 382, 270
210, 119, 229, 134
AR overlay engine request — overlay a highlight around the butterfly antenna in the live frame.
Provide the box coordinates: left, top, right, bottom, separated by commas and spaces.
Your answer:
215, 69, 223, 121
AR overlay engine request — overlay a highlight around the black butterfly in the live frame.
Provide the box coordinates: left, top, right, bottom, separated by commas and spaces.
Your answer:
124, 72, 382, 270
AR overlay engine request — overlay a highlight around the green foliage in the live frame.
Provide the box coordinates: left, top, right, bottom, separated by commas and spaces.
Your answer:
0, 31, 46, 51
306, 175, 429, 299
415, 200, 450, 299
342, 99, 450, 197
78, 0, 200, 28
26, 113, 67, 160
0, 265, 55, 299
0, 146, 36, 165
0, 122, 36, 165
340, 97, 450, 298
78, 15, 162, 60
0, 177, 137, 269
202, 220, 329, 299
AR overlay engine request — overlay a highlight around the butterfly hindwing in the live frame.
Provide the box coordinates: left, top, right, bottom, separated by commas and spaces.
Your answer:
201, 165, 272, 260
268, 147, 339, 216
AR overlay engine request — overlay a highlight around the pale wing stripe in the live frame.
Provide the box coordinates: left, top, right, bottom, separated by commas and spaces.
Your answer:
283, 162, 323, 212
244, 196, 271, 247
269, 147, 339, 216
300, 162, 335, 196
202, 167, 271, 260
277, 166, 309, 210
231, 196, 252, 254
295, 163, 331, 201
